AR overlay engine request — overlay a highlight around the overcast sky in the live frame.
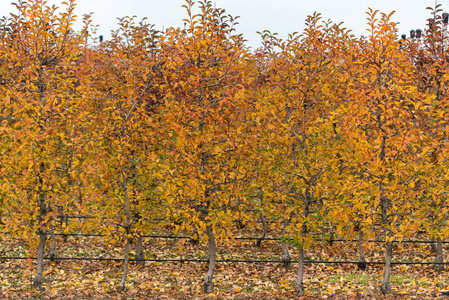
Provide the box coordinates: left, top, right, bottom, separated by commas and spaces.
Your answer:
0, 0, 446, 48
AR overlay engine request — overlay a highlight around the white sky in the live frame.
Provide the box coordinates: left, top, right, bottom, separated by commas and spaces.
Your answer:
0, 0, 446, 48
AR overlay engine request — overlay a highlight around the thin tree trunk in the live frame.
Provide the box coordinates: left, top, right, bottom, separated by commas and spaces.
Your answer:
33, 180, 47, 290
49, 229, 57, 262
255, 212, 267, 247
295, 186, 313, 297
294, 246, 305, 296
118, 236, 130, 292
32, 230, 47, 290
118, 162, 131, 292
379, 186, 392, 295
237, 214, 245, 229
190, 226, 199, 244
357, 229, 367, 270
295, 212, 308, 296
0, 197, 3, 225
381, 241, 393, 294
203, 224, 216, 294
58, 206, 68, 243
235, 197, 245, 229
256, 188, 267, 247
281, 220, 291, 270
430, 239, 437, 253
135, 234, 144, 265
327, 222, 335, 247
62, 214, 68, 242
435, 237, 444, 273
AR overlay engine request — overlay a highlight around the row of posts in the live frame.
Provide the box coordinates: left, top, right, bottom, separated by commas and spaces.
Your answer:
401, 12, 448, 50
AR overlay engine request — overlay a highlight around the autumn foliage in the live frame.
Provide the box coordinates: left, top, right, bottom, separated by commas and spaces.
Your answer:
0, 0, 448, 296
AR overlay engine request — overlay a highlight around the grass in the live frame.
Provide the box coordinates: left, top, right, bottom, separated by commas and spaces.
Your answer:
391, 273, 415, 286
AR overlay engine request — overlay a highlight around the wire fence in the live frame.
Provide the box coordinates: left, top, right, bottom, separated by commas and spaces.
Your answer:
1, 256, 448, 265
2, 213, 448, 268
47, 213, 446, 244
51, 232, 449, 244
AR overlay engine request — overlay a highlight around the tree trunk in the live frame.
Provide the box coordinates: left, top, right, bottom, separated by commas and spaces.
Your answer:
381, 241, 393, 295
0, 197, 3, 225
203, 224, 216, 294
118, 161, 132, 292
135, 235, 144, 265
190, 226, 199, 244
357, 229, 367, 270
294, 246, 305, 296
430, 239, 437, 253
435, 237, 444, 273
295, 216, 308, 296
49, 229, 57, 262
32, 66, 48, 291
255, 212, 267, 247
62, 214, 68, 242
379, 191, 392, 295
118, 236, 130, 292
281, 220, 291, 270
58, 206, 68, 243
327, 222, 335, 247
32, 230, 47, 290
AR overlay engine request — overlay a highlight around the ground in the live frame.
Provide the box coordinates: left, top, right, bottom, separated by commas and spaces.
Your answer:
0, 224, 448, 299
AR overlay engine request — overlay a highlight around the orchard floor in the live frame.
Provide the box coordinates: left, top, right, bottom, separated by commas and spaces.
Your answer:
1, 230, 449, 299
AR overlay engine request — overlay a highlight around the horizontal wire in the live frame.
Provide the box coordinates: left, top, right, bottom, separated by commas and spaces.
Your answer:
0, 256, 448, 265
52, 232, 449, 243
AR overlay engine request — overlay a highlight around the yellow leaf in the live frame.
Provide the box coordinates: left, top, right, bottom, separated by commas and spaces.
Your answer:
418, 277, 428, 282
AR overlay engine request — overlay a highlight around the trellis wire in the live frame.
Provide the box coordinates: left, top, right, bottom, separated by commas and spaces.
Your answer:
0, 256, 448, 265
52, 232, 449, 244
